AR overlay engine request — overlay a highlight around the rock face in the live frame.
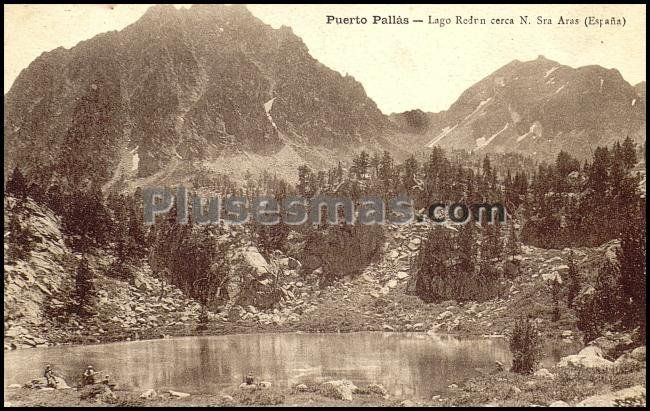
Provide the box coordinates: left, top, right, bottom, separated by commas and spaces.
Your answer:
414, 56, 645, 161
319, 380, 358, 401
229, 247, 283, 309
4, 197, 70, 335
4, 4, 396, 187
576, 385, 645, 407
4, 195, 204, 349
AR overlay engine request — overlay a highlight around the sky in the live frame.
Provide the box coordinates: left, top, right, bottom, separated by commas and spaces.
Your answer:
4, 4, 646, 114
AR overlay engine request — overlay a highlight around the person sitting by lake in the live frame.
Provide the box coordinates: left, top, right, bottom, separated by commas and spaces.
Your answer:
82, 365, 99, 386
44, 364, 56, 388
244, 371, 255, 385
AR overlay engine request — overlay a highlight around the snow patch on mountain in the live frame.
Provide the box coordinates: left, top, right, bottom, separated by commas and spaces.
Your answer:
427, 124, 458, 148
475, 123, 509, 149
464, 98, 493, 122
130, 146, 140, 171
264, 98, 278, 131
544, 66, 559, 78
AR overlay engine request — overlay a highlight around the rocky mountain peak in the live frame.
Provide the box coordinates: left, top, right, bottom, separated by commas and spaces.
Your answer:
4, 4, 394, 189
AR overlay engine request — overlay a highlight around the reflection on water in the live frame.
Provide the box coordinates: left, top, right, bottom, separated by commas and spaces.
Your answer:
3, 332, 575, 399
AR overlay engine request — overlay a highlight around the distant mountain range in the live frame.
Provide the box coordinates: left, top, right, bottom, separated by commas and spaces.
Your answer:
4, 5, 646, 190
391, 56, 646, 161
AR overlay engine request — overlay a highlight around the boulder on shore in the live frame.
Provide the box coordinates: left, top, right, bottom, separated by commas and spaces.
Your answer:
533, 368, 555, 379
630, 346, 646, 362
168, 390, 190, 398
557, 353, 613, 369
140, 389, 157, 399
24, 376, 70, 390
320, 380, 358, 401
588, 333, 636, 360
239, 382, 258, 390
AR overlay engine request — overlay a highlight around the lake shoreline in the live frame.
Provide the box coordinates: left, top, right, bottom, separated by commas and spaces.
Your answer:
7, 322, 514, 351
4, 364, 645, 407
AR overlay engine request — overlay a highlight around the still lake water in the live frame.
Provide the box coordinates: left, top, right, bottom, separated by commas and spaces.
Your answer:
3, 332, 575, 399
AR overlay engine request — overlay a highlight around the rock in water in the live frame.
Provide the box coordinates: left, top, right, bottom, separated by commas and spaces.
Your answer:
319, 380, 358, 401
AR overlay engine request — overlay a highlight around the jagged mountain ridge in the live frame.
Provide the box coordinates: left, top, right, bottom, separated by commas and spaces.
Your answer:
392, 56, 645, 160
4, 4, 395, 188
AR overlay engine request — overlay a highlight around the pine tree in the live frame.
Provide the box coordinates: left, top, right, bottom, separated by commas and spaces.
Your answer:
402, 155, 419, 192
74, 256, 96, 317
415, 227, 454, 302
510, 316, 542, 374
370, 151, 381, 178
6, 166, 28, 199
576, 259, 624, 343
482, 223, 503, 261
378, 150, 394, 189
618, 214, 646, 337
456, 221, 477, 275
127, 205, 146, 260
7, 209, 34, 262
296, 165, 312, 196
550, 278, 561, 322
620, 136, 637, 170
352, 150, 370, 179
482, 155, 493, 189
336, 161, 344, 183
565, 251, 581, 308
504, 221, 521, 258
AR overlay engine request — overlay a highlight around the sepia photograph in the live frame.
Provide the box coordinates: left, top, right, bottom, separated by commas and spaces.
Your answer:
3, 3, 646, 407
